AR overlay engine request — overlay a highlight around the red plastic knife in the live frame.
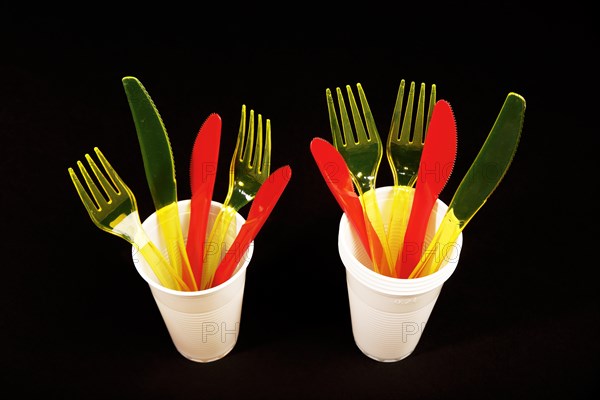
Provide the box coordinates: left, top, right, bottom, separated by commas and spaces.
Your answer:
310, 138, 389, 272
187, 113, 221, 285
397, 100, 457, 278
212, 165, 292, 287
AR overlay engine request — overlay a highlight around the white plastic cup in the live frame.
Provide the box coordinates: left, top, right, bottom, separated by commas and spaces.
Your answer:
338, 186, 463, 362
132, 199, 253, 363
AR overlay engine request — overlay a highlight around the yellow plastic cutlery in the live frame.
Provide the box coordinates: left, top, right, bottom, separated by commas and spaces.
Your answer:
68, 147, 189, 291
386, 80, 436, 271
410, 92, 526, 278
201, 105, 271, 289
122, 76, 197, 291
326, 84, 393, 276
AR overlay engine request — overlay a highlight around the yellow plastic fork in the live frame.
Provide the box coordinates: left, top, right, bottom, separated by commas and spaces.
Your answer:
385, 80, 436, 272
326, 83, 393, 276
201, 105, 271, 289
68, 147, 189, 291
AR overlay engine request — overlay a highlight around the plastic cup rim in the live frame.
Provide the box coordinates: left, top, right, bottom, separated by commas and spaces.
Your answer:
133, 198, 254, 298
338, 186, 462, 296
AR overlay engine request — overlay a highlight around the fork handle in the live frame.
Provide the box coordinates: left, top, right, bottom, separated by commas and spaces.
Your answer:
385, 186, 413, 275
201, 205, 238, 289
137, 240, 190, 291
116, 212, 189, 291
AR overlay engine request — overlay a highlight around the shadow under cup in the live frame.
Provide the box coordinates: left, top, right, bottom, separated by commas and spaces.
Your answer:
132, 199, 253, 363
338, 186, 463, 362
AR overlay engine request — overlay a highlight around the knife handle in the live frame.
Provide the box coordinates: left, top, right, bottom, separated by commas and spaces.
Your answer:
361, 190, 393, 277
211, 219, 255, 287
186, 194, 212, 287
201, 206, 238, 290
156, 203, 198, 290
408, 209, 462, 278
398, 186, 437, 278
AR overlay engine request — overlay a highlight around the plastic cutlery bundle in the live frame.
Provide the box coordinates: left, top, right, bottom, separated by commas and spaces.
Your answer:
69, 75, 523, 289
69, 76, 291, 292
313, 81, 525, 279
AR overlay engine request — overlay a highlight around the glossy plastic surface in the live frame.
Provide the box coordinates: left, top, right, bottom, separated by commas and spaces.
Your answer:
68, 147, 188, 291
410, 92, 526, 278
122, 76, 195, 290
327, 84, 392, 276
202, 105, 271, 289
398, 100, 457, 277
187, 113, 221, 285
310, 138, 389, 274
386, 81, 436, 268
212, 165, 292, 287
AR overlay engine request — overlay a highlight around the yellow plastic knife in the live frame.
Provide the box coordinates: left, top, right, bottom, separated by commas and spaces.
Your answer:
410, 92, 526, 278
122, 76, 197, 291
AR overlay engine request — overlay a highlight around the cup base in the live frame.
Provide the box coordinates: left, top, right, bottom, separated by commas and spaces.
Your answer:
356, 344, 414, 363
178, 346, 235, 363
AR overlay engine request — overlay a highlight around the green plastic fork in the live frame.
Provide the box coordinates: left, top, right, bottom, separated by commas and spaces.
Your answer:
201, 105, 271, 289
327, 84, 393, 276
68, 147, 189, 291
385, 80, 436, 270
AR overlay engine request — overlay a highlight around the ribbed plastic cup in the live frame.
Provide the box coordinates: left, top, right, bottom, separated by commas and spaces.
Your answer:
338, 186, 463, 362
132, 199, 253, 363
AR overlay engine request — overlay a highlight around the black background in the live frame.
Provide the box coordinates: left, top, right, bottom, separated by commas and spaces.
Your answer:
2, 7, 597, 399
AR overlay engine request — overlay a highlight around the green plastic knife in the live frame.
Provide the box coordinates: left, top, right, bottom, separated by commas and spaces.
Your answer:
122, 76, 197, 290
410, 92, 526, 278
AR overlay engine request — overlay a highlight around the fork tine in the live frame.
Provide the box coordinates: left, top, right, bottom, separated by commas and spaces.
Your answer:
400, 81, 416, 144
87, 151, 119, 203
326, 88, 345, 148
234, 105, 247, 163
388, 79, 406, 142
412, 83, 427, 145
425, 84, 437, 133
69, 166, 99, 213
94, 147, 127, 196
242, 109, 255, 164
347, 85, 369, 144
357, 83, 378, 142
261, 118, 271, 174
252, 113, 263, 169
337, 87, 356, 146
78, 158, 107, 210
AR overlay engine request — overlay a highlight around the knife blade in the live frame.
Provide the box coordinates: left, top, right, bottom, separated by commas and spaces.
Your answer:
398, 100, 457, 278
187, 113, 221, 285
310, 138, 390, 275
211, 165, 292, 287
122, 76, 196, 290
410, 92, 526, 278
